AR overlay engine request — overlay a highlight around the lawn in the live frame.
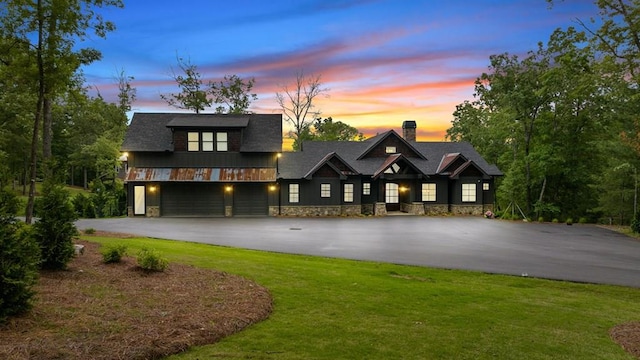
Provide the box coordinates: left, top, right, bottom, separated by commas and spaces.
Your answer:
81, 235, 640, 360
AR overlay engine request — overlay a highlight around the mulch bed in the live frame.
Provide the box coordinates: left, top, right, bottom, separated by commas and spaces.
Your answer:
611, 322, 640, 359
0, 239, 273, 360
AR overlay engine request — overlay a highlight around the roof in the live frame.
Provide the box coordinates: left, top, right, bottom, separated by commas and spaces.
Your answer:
121, 113, 282, 152
277, 134, 502, 180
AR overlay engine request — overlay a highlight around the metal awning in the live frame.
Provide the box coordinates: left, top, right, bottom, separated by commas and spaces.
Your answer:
125, 167, 276, 182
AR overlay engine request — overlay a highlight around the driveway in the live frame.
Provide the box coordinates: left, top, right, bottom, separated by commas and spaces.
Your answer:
75, 216, 640, 288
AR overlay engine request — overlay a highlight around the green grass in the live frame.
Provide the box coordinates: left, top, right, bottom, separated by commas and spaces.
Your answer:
81, 236, 640, 360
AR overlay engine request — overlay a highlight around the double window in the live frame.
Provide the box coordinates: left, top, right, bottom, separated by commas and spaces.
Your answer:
187, 131, 228, 152
421, 183, 436, 202
362, 182, 371, 195
462, 183, 476, 202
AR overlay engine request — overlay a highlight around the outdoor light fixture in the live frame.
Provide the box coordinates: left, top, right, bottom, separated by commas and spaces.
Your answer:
149, 185, 157, 193
269, 184, 277, 192
399, 186, 409, 192
225, 185, 233, 192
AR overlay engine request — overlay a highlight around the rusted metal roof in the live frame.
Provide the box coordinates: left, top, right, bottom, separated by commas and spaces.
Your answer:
125, 167, 276, 182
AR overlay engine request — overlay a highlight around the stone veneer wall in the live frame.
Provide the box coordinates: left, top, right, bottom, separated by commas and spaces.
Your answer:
400, 202, 425, 215
341, 205, 362, 216
361, 204, 374, 215
424, 204, 449, 215
146, 206, 160, 217
277, 205, 342, 216
450, 204, 492, 216
374, 202, 387, 216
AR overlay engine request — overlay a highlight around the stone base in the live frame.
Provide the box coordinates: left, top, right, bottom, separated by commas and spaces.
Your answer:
146, 206, 160, 217
361, 204, 374, 216
424, 204, 449, 215
341, 204, 361, 216
225, 206, 233, 217
374, 202, 387, 216
401, 202, 425, 215
450, 204, 485, 216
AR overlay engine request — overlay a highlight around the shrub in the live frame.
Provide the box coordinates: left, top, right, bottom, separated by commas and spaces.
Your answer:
0, 188, 40, 323
537, 216, 545, 223
552, 218, 559, 223
631, 212, 640, 234
101, 244, 128, 264
566, 218, 573, 225
136, 248, 168, 272
84, 228, 96, 235
578, 217, 588, 224
33, 183, 78, 270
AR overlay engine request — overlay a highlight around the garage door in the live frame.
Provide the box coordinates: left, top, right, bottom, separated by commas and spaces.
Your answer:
162, 183, 224, 216
234, 184, 268, 216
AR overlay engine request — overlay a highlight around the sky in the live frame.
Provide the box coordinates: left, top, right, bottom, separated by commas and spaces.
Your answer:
81, 0, 600, 147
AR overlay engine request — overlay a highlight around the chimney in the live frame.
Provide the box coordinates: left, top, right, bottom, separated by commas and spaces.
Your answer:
402, 120, 416, 142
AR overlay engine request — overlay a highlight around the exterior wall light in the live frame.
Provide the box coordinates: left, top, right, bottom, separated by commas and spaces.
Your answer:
399, 186, 409, 193
269, 184, 277, 192
225, 185, 233, 192
149, 185, 157, 193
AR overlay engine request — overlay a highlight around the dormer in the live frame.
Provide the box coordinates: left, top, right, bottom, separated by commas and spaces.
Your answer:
167, 115, 249, 153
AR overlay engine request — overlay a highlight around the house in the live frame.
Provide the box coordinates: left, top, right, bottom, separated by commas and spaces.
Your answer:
121, 114, 502, 217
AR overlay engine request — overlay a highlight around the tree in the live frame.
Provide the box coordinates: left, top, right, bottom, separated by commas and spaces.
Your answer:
312, 117, 364, 142
210, 74, 257, 114
161, 56, 211, 113
0, 187, 40, 323
33, 181, 78, 270
276, 71, 328, 150
0, 0, 123, 224
116, 68, 136, 114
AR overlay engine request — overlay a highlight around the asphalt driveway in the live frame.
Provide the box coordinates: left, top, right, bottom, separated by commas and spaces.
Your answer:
76, 216, 640, 288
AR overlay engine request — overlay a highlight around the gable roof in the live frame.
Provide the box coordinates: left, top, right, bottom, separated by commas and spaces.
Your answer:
121, 113, 282, 153
448, 160, 490, 179
436, 152, 466, 174
278, 138, 501, 180
372, 153, 426, 179
303, 152, 359, 180
357, 130, 426, 160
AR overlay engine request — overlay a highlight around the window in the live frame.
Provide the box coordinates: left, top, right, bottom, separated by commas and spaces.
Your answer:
385, 183, 399, 203
421, 183, 436, 202
321, 183, 331, 198
362, 182, 371, 195
344, 184, 354, 202
483, 183, 490, 191
385, 146, 396, 153
462, 183, 476, 202
187, 132, 199, 151
202, 132, 214, 151
289, 184, 299, 203
216, 132, 228, 152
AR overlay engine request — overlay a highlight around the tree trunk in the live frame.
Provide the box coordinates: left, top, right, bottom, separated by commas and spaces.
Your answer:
43, 97, 52, 159
25, 0, 45, 225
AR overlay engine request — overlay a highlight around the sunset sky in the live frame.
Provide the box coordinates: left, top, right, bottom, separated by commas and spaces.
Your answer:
82, 0, 599, 146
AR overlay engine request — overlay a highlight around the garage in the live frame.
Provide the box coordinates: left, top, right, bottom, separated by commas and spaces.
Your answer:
161, 183, 224, 216
233, 183, 269, 216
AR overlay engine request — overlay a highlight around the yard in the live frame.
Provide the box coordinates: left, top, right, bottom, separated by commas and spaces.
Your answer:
1, 231, 639, 359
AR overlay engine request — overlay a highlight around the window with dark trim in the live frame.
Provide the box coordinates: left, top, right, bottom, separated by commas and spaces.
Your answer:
289, 184, 299, 203
202, 132, 214, 151
321, 183, 331, 198
362, 182, 371, 195
421, 183, 436, 202
462, 183, 476, 202
216, 132, 228, 151
344, 183, 354, 202
187, 132, 199, 151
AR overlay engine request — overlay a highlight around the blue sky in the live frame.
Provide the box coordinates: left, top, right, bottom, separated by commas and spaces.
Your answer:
82, 0, 599, 145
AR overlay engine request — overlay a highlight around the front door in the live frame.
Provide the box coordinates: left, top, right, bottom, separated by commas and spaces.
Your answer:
385, 182, 399, 211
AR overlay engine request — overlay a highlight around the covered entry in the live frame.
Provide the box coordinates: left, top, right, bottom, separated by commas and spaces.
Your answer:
161, 183, 224, 216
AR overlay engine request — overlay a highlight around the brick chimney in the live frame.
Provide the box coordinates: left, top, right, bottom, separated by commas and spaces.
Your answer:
402, 120, 416, 142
